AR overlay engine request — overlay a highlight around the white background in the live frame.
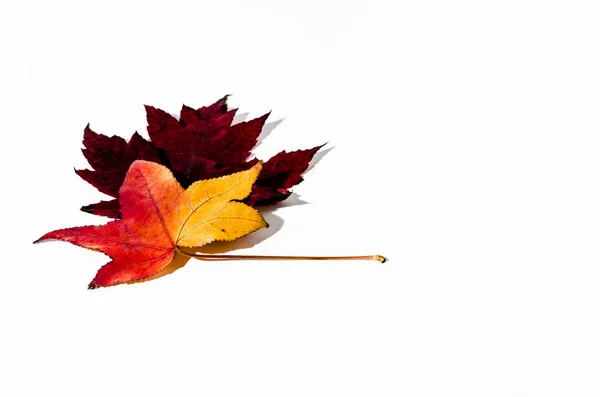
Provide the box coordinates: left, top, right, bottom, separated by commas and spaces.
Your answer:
2, 0, 600, 395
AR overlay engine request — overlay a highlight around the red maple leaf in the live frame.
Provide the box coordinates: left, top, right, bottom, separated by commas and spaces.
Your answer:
248, 145, 324, 206
77, 125, 164, 217
36, 161, 268, 289
77, 96, 321, 218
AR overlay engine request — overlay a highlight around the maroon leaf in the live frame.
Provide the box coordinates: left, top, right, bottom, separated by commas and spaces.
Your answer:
247, 185, 292, 206
77, 126, 162, 204
208, 113, 270, 164
197, 94, 230, 119
248, 145, 324, 206
146, 97, 263, 182
77, 97, 323, 217
75, 168, 127, 198
123, 132, 163, 163
81, 199, 120, 218
81, 124, 127, 170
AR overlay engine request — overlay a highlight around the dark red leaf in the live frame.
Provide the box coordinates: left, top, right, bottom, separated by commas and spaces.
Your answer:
81, 125, 127, 170
248, 145, 324, 205
207, 113, 270, 164
247, 185, 291, 206
197, 95, 230, 119
146, 97, 242, 181
77, 126, 163, 204
123, 132, 163, 163
81, 199, 120, 218
75, 168, 126, 198
77, 97, 323, 217
145, 105, 185, 155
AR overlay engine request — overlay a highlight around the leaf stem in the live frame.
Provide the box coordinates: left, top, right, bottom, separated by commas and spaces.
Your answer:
176, 248, 387, 263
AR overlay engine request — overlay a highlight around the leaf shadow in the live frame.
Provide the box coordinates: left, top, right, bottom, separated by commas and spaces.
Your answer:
306, 146, 334, 173
272, 191, 308, 207
128, 251, 191, 286
257, 117, 284, 145
233, 112, 249, 124
193, 193, 308, 255
194, 209, 285, 254
128, 199, 306, 285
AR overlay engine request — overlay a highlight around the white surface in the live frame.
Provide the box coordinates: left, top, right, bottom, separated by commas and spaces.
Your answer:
2, 0, 600, 395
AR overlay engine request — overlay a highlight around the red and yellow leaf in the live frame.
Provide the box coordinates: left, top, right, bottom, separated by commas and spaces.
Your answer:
36, 161, 267, 289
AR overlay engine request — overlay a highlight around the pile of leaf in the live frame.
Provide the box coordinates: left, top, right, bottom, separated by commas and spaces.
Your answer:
77, 96, 322, 218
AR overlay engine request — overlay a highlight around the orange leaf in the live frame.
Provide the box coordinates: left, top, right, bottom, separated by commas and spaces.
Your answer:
35, 161, 267, 288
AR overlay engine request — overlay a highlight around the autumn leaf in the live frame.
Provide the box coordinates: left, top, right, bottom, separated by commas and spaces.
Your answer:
248, 145, 325, 206
76, 124, 165, 218
77, 96, 322, 218
35, 161, 267, 289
